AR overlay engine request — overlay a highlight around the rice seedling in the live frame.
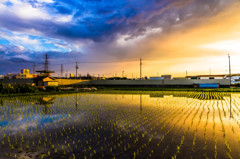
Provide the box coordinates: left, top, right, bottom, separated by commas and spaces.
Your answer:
0, 92, 240, 158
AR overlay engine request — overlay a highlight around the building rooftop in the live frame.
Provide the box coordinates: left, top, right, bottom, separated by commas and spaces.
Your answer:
186, 74, 226, 78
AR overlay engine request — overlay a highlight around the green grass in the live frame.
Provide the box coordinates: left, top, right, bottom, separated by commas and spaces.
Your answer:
1, 86, 240, 97
95, 86, 240, 92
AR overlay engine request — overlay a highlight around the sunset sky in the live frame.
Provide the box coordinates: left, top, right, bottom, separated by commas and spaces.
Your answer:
0, 0, 240, 77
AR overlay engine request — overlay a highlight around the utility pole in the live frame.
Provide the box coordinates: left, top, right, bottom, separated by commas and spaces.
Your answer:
186, 70, 188, 77
44, 54, 48, 71
76, 61, 79, 78
33, 63, 36, 74
61, 64, 63, 78
140, 58, 142, 79
122, 70, 124, 77
228, 54, 231, 86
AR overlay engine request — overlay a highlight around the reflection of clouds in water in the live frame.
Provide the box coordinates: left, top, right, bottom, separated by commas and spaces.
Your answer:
16, 116, 23, 121
0, 113, 85, 139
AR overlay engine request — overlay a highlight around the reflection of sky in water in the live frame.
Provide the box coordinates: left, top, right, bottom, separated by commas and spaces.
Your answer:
0, 120, 8, 127
0, 93, 239, 147
0, 111, 71, 137
0, 92, 239, 159
0, 97, 86, 138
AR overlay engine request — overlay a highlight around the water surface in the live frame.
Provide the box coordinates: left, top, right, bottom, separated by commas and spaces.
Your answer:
0, 92, 239, 158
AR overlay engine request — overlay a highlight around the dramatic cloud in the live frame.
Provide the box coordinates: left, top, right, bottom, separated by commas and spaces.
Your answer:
0, 0, 238, 76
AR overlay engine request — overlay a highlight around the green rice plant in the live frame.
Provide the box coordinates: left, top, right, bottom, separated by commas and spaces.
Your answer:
225, 140, 231, 153
1, 92, 240, 158
214, 137, 217, 159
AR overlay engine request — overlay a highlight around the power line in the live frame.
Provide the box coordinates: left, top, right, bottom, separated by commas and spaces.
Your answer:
48, 59, 139, 66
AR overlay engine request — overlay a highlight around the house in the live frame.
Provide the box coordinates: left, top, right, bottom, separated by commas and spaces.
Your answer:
34, 76, 58, 87
16, 69, 37, 79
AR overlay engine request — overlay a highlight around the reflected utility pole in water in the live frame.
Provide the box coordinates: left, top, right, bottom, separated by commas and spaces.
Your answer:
230, 94, 233, 119
75, 93, 78, 110
0, 99, 3, 106
140, 94, 142, 113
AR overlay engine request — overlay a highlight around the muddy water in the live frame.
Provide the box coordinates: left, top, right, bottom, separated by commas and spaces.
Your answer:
0, 92, 239, 158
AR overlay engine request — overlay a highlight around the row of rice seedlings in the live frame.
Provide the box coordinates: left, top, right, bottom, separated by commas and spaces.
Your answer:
203, 99, 211, 158
233, 96, 240, 146
56, 95, 105, 155
129, 98, 175, 158
159, 92, 203, 157
227, 96, 240, 130
159, 103, 192, 155
121, 93, 190, 157
2, 99, 68, 157
224, 96, 238, 135
172, 91, 209, 156
231, 96, 240, 117
192, 97, 206, 153
169, 97, 201, 159
224, 95, 240, 157
157, 103, 190, 148
80, 95, 153, 157
212, 98, 218, 159
121, 97, 174, 157
218, 99, 233, 159
1, 92, 240, 158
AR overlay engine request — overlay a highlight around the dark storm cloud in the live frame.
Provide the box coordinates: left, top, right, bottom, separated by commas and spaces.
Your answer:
0, 0, 236, 74
0, 43, 84, 74
0, 0, 232, 42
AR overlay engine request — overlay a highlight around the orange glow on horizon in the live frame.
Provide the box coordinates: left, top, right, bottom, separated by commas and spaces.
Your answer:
116, 1, 240, 77
52, 2, 240, 78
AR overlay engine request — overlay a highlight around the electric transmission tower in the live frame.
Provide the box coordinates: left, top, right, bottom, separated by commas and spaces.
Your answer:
76, 61, 79, 78
61, 64, 63, 78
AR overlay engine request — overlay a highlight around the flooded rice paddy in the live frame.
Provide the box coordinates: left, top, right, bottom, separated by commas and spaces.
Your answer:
0, 91, 240, 159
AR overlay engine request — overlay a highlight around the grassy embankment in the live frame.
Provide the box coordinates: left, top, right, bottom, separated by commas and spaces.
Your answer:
1, 86, 240, 97
91, 87, 240, 94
